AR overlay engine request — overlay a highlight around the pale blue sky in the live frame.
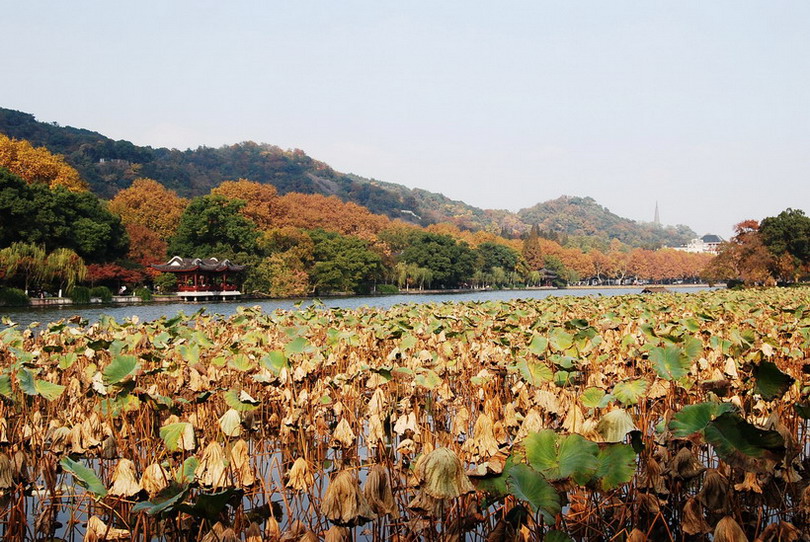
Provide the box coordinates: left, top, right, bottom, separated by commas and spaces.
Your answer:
3, 1, 809, 237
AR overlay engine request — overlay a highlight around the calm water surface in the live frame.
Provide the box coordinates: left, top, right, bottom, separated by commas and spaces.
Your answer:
1, 286, 711, 328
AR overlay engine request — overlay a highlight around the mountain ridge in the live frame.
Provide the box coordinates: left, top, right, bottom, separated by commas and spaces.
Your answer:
0, 107, 695, 247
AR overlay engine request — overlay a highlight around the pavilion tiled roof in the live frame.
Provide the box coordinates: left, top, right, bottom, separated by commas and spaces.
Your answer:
152, 256, 247, 273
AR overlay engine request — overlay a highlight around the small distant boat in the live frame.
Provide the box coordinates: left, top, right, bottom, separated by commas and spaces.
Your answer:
641, 286, 670, 294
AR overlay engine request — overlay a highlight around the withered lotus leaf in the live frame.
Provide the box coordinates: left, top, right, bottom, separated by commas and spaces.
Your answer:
244, 522, 262, 542
363, 464, 398, 517
331, 418, 355, 448
140, 463, 170, 498
196, 441, 229, 489
670, 447, 706, 480
286, 457, 313, 491
697, 469, 729, 513
415, 447, 474, 500
596, 408, 637, 443
321, 469, 376, 526
462, 413, 500, 460
0, 453, 12, 490
108, 458, 142, 497
324, 526, 350, 542
229, 439, 255, 487
681, 497, 711, 535
734, 471, 762, 493
714, 516, 748, 542
86, 515, 131, 540
218, 408, 242, 437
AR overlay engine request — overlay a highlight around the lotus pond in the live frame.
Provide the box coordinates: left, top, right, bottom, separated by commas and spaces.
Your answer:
0, 288, 808, 541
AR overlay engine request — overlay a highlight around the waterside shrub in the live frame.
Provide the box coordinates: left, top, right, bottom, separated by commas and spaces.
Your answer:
89, 285, 112, 303
134, 287, 153, 301
0, 287, 29, 306
67, 286, 90, 304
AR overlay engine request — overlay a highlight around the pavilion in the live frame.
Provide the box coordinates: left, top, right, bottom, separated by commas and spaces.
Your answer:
152, 256, 246, 301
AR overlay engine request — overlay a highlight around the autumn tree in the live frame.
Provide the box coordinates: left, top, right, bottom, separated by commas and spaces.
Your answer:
0, 134, 87, 191
522, 225, 544, 271
125, 223, 167, 270
108, 178, 188, 241
211, 179, 282, 230
274, 193, 391, 240
702, 220, 775, 286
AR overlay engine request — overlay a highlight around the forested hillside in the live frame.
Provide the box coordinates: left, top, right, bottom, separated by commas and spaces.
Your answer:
519, 196, 695, 248
0, 107, 695, 247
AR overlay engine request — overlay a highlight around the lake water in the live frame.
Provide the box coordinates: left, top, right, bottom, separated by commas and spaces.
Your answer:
1, 286, 711, 328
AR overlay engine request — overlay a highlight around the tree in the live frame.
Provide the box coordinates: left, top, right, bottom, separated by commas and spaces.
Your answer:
44, 248, 87, 293
0, 168, 128, 262
125, 223, 167, 271
702, 220, 775, 286
168, 195, 260, 257
108, 178, 188, 241
307, 229, 382, 294
759, 208, 810, 281
477, 242, 520, 273
0, 242, 46, 293
211, 179, 281, 230
400, 232, 476, 288
0, 134, 87, 191
522, 225, 544, 271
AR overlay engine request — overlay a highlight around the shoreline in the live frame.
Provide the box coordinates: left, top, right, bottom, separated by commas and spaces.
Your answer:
15, 283, 714, 308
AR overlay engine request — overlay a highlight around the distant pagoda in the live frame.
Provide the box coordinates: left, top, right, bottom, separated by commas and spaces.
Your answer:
152, 256, 246, 301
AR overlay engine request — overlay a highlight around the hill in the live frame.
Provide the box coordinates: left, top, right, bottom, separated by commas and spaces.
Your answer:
0, 107, 695, 247
519, 196, 695, 248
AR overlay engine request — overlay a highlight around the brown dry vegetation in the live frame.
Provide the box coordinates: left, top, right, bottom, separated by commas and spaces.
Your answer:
0, 287, 808, 541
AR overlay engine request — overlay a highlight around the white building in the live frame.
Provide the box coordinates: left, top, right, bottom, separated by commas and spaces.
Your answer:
675, 234, 724, 254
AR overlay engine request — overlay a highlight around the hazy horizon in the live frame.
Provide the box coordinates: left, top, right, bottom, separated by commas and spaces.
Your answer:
5, 1, 809, 238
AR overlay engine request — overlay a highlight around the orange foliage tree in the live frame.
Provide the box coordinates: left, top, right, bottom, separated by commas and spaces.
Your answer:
0, 134, 87, 191
274, 193, 392, 240
124, 223, 167, 274
108, 178, 188, 242
211, 179, 282, 230
702, 220, 775, 286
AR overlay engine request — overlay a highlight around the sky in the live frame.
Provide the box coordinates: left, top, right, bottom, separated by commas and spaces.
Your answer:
3, 1, 809, 238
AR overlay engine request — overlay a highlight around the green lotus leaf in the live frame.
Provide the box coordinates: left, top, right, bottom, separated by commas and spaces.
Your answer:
650, 345, 691, 381
753, 360, 794, 400
132, 482, 190, 515
669, 401, 735, 437
415, 369, 442, 390
506, 463, 560, 524
703, 412, 785, 472
103, 354, 139, 385
260, 350, 288, 375
518, 359, 553, 386
223, 389, 260, 411
549, 328, 574, 352
60, 457, 107, 498
285, 336, 309, 355
595, 443, 637, 490
612, 379, 648, 406
528, 335, 548, 355
580, 387, 613, 409
160, 422, 195, 452
34, 379, 65, 401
